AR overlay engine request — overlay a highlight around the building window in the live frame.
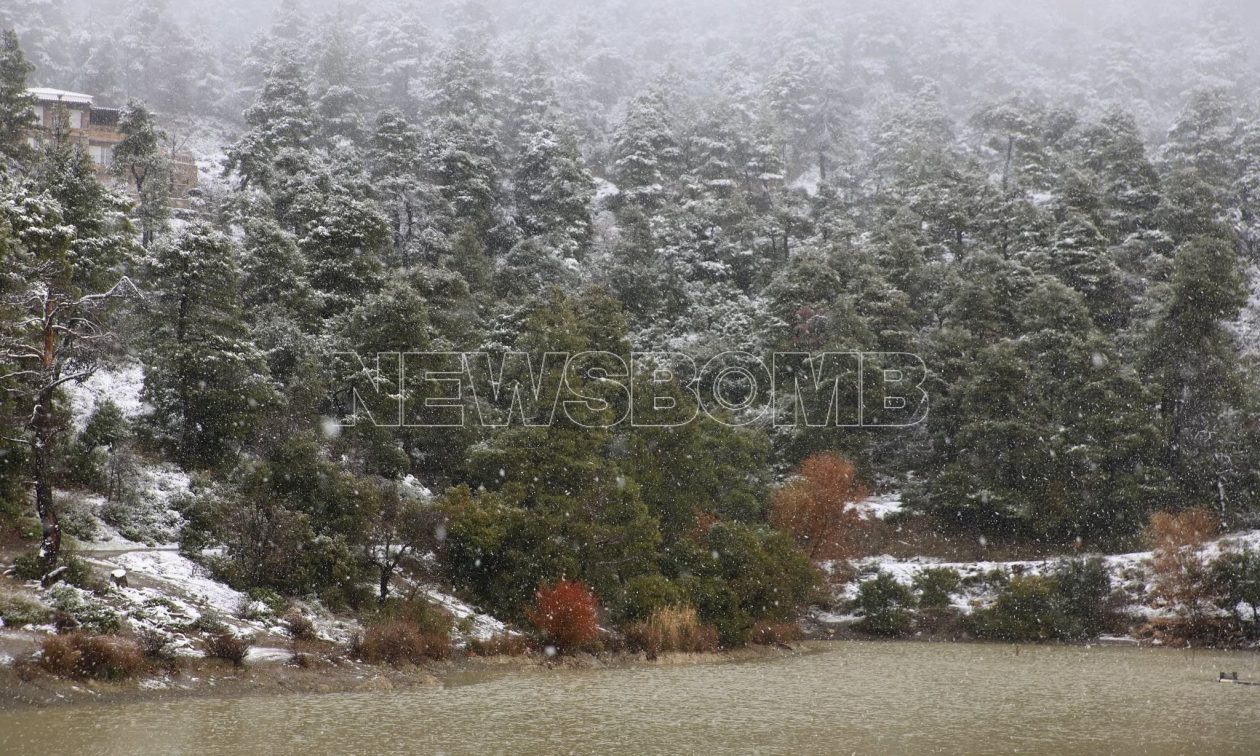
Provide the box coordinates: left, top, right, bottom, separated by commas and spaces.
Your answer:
34, 106, 44, 127
89, 144, 113, 167
66, 109, 83, 129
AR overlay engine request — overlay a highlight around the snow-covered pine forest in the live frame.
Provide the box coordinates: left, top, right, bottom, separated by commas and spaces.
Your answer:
4, 0, 1260, 669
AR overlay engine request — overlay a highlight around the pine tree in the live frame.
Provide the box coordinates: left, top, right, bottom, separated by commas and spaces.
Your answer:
0, 29, 35, 168
610, 88, 679, 208
421, 115, 506, 259
502, 48, 560, 156
1039, 213, 1130, 331
112, 101, 170, 247
32, 105, 137, 293
513, 125, 594, 258
240, 215, 314, 320
224, 52, 315, 193
448, 224, 492, 294
1075, 111, 1161, 241
1143, 235, 1253, 512
0, 175, 137, 572
446, 290, 661, 620
143, 222, 274, 466
367, 109, 424, 265
1162, 88, 1240, 199
297, 186, 388, 317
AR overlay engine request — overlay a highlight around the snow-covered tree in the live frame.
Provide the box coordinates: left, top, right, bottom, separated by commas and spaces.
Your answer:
143, 222, 274, 466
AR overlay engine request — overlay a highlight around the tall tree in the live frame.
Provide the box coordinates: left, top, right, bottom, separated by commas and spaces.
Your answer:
1143, 235, 1254, 516
143, 223, 274, 466
111, 100, 170, 247
0, 176, 136, 573
0, 29, 35, 168
513, 125, 594, 258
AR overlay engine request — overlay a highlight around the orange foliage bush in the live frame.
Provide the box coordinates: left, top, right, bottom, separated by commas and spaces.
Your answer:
1144, 507, 1219, 625
770, 453, 870, 560
527, 579, 600, 651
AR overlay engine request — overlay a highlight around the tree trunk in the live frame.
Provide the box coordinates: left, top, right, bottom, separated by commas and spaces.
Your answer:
378, 562, 393, 604
1001, 135, 1013, 191
32, 398, 60, 573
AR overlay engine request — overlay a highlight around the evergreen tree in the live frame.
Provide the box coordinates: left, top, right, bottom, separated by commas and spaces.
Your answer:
143, 222, 275, 466
224, 52, 315, 193
0, 29, 35, 168
513, 125, 594, 258
1162, 88, 1240, 199
1143, 235, 1254, 513
111, 101, 170, 247
420, 115, 507, 260
297, 186, 388, 317
0, 175, 136, 571
240, 215, 314, 320
367, 109, 424, 265
610, 88, 679, 208
32, 105, 137, 292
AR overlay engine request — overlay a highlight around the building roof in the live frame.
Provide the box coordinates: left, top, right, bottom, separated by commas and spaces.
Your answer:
27, 87, 94, 106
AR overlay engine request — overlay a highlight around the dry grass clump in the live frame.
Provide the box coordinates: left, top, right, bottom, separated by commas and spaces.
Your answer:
465, 632, 529, 657
39, 633, 146, 680
0, 590, 50, 626
203, 632, 253, 666
282, 610, 318, 641
350, 598, 453, 665
351, 619, 451, 665
625, 605, 719, 655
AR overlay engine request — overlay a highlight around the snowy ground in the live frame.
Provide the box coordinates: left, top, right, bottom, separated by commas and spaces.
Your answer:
27, 363, 513, 659
851, 492, 904, 520
422, 586, 513, 642
64, 360, 147, 431
816, 526, 1260, 627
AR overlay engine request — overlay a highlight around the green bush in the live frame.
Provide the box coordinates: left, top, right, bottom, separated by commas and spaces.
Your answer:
1051, 557, 1116, 640
852, 572, 914, 636
17, 553, 102, 589
615, 573, 685, 623
969, 574, 1060, 641
670, 522, 817, 646
1210, 547, 1260, 636
244, 587, 288, 618
681, 576, 751, 647
45, 584, 122, 635
913, 568, 961, 609
969, 558, 1119, 642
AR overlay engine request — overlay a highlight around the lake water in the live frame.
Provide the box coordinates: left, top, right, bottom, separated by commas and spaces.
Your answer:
2, 642, 1259, 754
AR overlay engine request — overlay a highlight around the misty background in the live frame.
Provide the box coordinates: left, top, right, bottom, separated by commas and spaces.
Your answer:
7, 0, 1260, 137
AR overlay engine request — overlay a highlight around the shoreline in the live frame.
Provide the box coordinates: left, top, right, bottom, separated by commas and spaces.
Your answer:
4, 634, 1256, 712
0, 640, 816, 712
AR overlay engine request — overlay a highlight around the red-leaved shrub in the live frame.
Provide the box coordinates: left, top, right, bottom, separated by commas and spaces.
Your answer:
527, 580, 600, 651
